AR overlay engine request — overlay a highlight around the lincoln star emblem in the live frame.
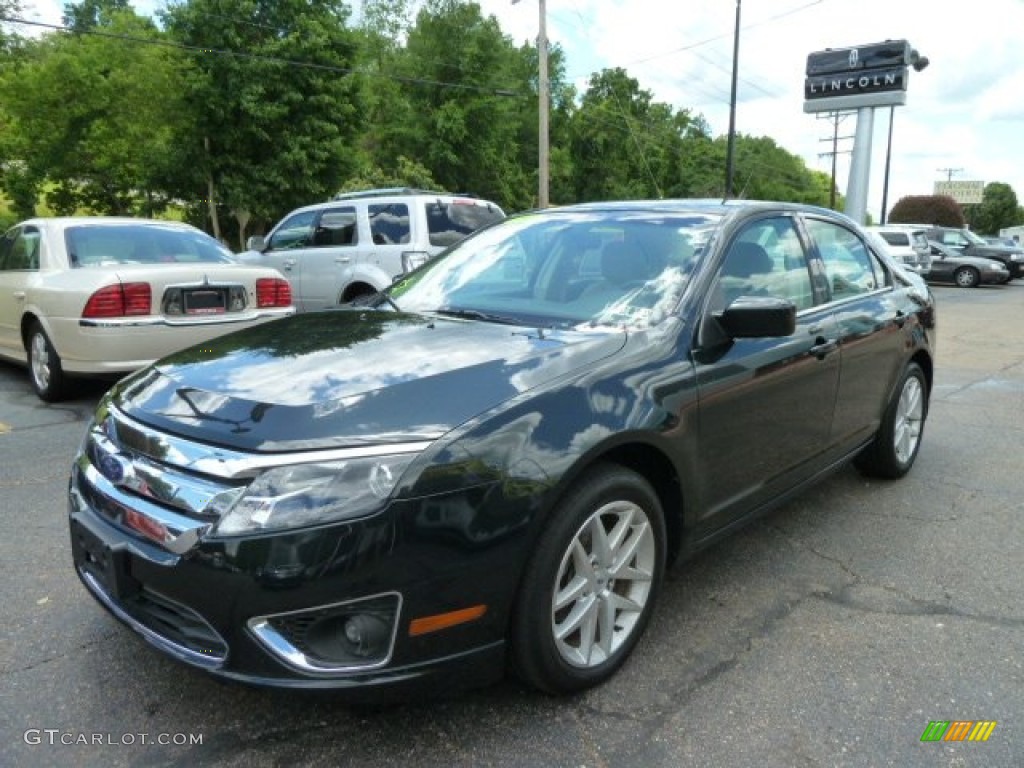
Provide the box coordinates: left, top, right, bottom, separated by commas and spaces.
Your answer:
849, 49, 859, 68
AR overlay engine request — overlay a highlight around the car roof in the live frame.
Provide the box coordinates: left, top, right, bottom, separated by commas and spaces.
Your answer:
15, 217, 201, 232
293, 190, 504, 214
523, 198, 857, 223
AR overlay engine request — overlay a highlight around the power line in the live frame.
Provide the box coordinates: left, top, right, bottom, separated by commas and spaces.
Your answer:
0, 15, 529, 97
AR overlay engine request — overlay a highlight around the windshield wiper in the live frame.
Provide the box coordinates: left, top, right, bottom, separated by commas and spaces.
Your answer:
432, 308, 525, 326
349, 290, 402, 312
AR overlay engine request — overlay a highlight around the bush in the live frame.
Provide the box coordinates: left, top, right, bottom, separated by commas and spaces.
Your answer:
888, 195, 965, 227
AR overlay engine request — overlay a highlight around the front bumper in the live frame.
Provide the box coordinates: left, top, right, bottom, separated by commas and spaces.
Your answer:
68, 464, 512, 699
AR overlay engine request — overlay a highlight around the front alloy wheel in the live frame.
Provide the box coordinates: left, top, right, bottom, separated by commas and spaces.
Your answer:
512, 464, 666, 694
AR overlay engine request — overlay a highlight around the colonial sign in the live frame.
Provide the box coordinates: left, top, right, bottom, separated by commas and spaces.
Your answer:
803, 39, 913, 113
934, 180, 985, 205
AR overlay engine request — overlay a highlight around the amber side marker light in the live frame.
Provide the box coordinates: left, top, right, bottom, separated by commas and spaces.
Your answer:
408, 605, 487, 637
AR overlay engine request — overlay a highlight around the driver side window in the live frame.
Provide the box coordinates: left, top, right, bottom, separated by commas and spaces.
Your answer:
714, 218, 814, 311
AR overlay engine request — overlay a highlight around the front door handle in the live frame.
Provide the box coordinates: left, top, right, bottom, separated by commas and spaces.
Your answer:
335, 257, 351, 264
13, 291, 26, 301
810, 337, 839, 359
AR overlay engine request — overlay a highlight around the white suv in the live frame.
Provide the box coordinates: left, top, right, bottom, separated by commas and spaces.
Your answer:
240, 189, 505, 312
864, 225, 932, 276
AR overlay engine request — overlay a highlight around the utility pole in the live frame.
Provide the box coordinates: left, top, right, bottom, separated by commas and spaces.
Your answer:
817, 111, 854, 209
937, 167, 963, 182
724, 0, 741, 198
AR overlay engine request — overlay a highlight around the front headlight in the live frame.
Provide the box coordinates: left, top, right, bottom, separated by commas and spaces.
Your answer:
211, 453, 418, 536
1010, 253, 1024, 261
990, 262, 1005, 270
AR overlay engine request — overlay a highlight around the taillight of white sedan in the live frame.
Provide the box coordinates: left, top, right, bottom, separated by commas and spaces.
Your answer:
0, 217, 294, 401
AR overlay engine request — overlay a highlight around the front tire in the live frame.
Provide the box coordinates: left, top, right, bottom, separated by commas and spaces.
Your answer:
953, 266, 980, 288
26, 321, 68, 402
855, 362, 927, 479
511, 464, 666, 695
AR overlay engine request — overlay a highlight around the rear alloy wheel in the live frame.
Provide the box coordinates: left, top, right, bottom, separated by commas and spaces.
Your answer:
512, 464, 666, 694
953, 266, 980, 288
855, 362, 927, 479
26, 321, 68, 402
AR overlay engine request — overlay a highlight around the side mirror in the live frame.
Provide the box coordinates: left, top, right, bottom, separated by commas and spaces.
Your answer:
716, 296, 796, 338
246, 235, 267, 252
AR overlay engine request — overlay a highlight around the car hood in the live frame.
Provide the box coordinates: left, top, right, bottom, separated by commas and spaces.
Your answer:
112, 311, 626, 452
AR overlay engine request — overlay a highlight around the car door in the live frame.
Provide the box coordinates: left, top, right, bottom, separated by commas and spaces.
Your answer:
0, 225, 40, 357
927, 243, 954, 281
802, 216, 908, 451
691, 215, 841, 536
259, 207, 359, 312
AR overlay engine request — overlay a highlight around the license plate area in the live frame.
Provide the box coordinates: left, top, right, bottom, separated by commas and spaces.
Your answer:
183, 288, 226, 315
71, 519, 140, 600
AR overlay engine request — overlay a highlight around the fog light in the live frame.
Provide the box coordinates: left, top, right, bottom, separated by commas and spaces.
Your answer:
249, 592, 401, 673
342, 614, 390, 657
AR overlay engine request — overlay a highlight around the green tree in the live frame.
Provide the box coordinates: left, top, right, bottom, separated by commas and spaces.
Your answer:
569, 67, 695, 201
0, 8, 187, 216
970, 182, 1022, 234
388, 0, 532, 210
162, 0, 365, 247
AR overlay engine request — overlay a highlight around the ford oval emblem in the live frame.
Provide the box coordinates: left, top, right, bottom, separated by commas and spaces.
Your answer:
97, 452, 132, 485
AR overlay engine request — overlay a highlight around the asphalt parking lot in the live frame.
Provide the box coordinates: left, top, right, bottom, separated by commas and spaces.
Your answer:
1, 282, 1022, 768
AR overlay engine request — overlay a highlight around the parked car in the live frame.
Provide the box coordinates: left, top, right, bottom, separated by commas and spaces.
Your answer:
0, 218, 294, 401
983, 236, 1018, 248
925, 241, 1009, 287
863, 225, 931, 276
238, 188, 506, 312
68, 200, 935, 700
923, 226, 1024, 280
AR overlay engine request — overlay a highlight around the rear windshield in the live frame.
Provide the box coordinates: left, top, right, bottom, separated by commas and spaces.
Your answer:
879, 232, 909, 247
66, 224, 234, 267
426, 201, 506, 248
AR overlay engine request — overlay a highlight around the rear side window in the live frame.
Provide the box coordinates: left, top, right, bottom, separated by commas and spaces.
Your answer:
807, 219, 887, 301
369, 204, 411, 245
426, 201, 505, 247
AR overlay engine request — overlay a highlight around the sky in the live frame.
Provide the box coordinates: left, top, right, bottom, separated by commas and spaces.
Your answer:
482, 0, 1024, 220
14, 0, 1024, 221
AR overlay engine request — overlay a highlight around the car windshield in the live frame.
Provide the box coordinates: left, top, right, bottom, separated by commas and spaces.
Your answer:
389, 210, 721, 329
962, 229, 988, 246
66, 224, 234, 267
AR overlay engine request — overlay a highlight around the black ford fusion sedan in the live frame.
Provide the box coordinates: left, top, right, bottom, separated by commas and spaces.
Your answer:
69, 200, 935, 699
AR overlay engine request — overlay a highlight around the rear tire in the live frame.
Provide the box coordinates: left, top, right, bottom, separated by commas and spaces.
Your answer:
855, 362, 927, 479
26, 321, 68, 402
511, 464, 666, 695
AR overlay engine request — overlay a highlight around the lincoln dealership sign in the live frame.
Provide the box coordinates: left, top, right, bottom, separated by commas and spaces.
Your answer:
803, 40, 913, 113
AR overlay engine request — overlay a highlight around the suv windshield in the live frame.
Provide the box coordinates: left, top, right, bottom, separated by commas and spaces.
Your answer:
390, 211, 721, 329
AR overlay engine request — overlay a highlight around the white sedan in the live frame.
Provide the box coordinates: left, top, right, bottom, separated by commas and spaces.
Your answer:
0, 217, 294, 401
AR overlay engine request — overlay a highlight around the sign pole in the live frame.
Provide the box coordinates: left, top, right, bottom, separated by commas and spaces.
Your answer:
844, 107, 875, 224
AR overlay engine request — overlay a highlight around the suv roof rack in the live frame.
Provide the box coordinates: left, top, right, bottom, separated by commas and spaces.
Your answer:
332, 187, 448, 201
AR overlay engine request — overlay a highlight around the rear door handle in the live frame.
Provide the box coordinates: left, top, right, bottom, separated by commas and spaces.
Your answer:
894, 310, 907, 328
13, 291, 26, 301
335, 257, 351, 264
